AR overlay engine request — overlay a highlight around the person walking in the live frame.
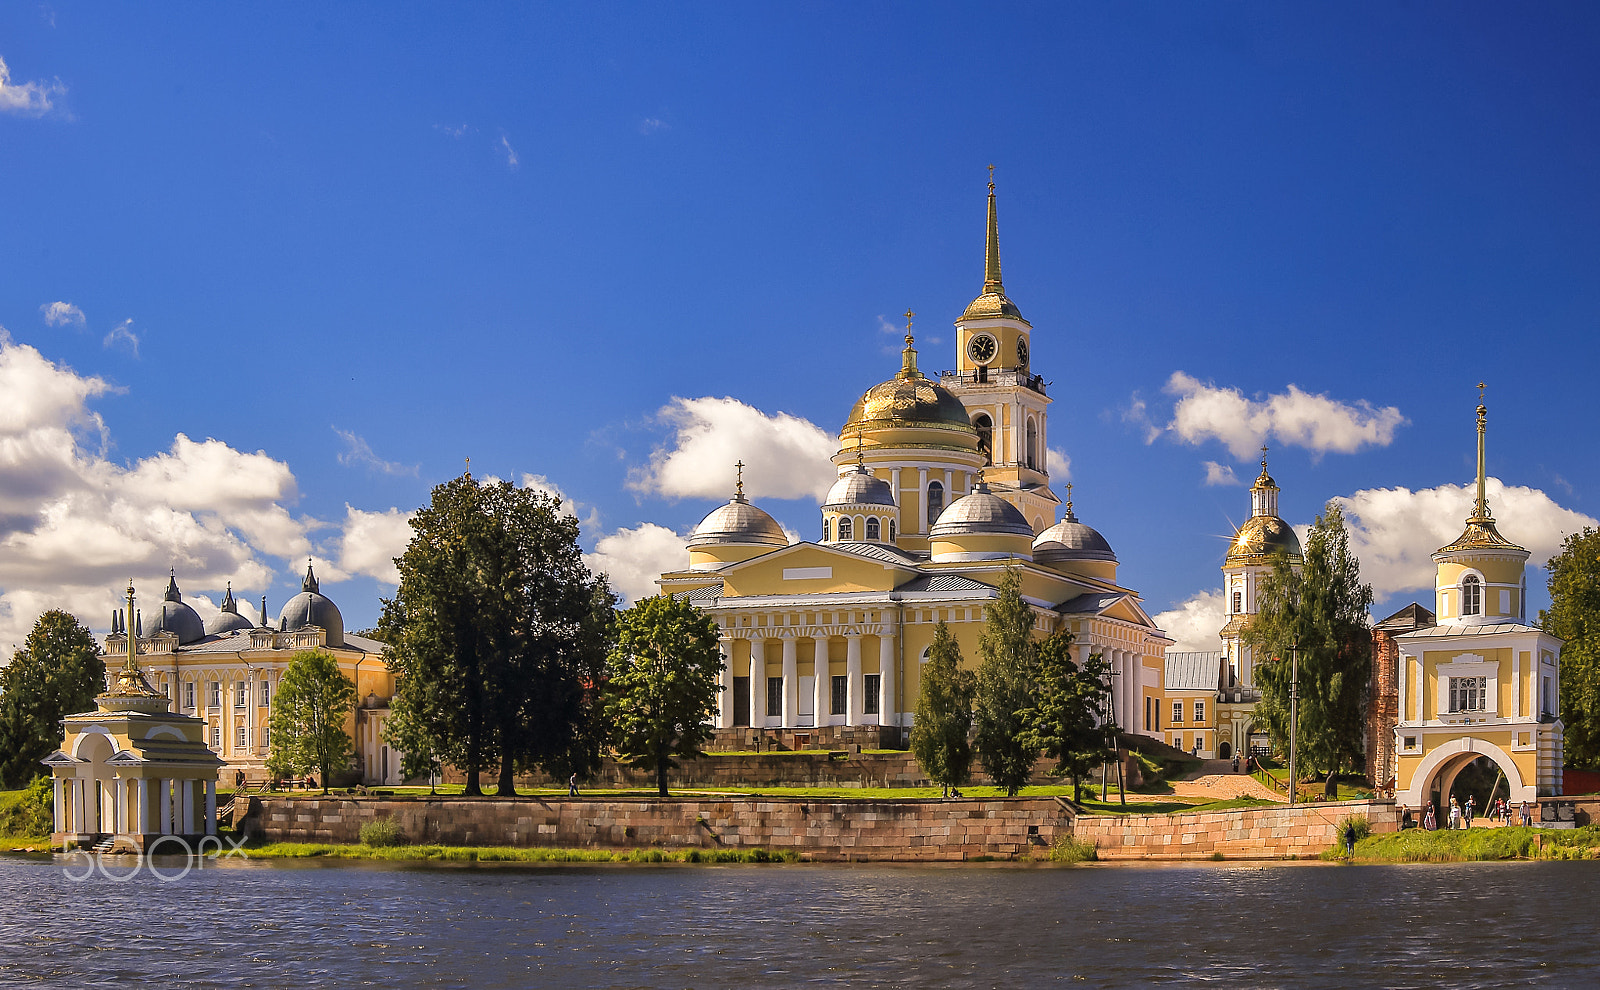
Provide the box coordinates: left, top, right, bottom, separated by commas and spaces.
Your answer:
1424, 803, 1436, 831
568, 773, 580, 797
1343, 820, 1357, 860
1449, 796, 1461, 830
1464, 795, 1475, 828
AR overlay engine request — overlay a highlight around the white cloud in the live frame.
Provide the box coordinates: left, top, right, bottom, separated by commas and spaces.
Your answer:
1047, 446, 1071, 480
583, 523, 688, 605
1153, 590, 1227, 653
1203, 461, 1239, 486
0, 334, 341, 652
500, 133, 519, 169
1337, 479, 1598, 599
627, 396, 837, 502
520, 473, 602, 533
0, 55, 62, 117
1164, 372, 1406, 460
334, 428, 418, 477
434, 123, 472, 138
41, 301, 85, 327
103, 318, 139, 355
638, 117, 669, 134
335, 506, 413, 585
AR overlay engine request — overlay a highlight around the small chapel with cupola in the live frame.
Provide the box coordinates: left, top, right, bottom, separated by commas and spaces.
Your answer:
659, 175, 1175, 749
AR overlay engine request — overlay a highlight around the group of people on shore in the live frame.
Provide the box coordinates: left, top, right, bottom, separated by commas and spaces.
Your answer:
1409, 795, 1534, 830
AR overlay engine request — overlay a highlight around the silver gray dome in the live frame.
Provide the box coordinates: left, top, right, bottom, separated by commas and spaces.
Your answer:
929, 482, 1034, 538
279, 563, 344, 647
823, 466, 896, 508
204, 584, 257, 636
148, 572, 205, 644
1033, 509, 1117, 565
688, 494, 788, 548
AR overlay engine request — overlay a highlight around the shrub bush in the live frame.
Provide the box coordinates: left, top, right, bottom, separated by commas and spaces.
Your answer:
1337, 813, 1371, 843
1049, 834, 1098, 864
359, 817, 406, 847
0, 777, 54, 837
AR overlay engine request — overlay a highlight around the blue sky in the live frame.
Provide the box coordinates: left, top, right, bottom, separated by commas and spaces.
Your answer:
2, 3, 1597, 652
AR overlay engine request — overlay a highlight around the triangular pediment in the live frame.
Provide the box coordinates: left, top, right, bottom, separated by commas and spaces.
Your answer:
719, 541, 923, 598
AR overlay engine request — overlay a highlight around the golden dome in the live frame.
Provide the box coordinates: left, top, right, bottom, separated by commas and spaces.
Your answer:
960, 290, 1026, 323
1226, 515, 1303, 564
843, 335, 976, 436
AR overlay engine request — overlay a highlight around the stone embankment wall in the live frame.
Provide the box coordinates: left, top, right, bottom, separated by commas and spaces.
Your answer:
245, 795, 1069, 862
1074, 800, 1402, 860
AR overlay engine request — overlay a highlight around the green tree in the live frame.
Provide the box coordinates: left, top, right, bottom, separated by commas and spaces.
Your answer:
1541, 527, 1600, 767
910, 620, 975, 797
0, 611, 104, 789
604, 594, 724, 797
1244, 502, 1374, 798
267, 650, 356, 794
974, 568, 1041, 796
1019, 631, 1112, 801
380, 473, 613, 796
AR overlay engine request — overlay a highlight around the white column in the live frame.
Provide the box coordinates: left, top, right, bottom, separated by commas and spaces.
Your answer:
182, 780, 196, 834
205, 780, 217, 836
749, 640, 766, 726
878, 632, 896, 727
158, 778, 172, 834
716, 638, 734, 729
136, 779, 149, 834
115, 779, 127, 834
71, 779, 83, 833
53, 778, 64, 834
814, 649, 829, 728
916, 468, 928, 532
781, 636, 798, 726
846, 635, 864, 725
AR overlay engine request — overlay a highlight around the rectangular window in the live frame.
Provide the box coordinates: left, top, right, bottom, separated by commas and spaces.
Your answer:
210, 725, 221, 748
1448, 676, 1486, 713
830, 675, 848, 716
236, 725, 247, 749
1144, 696, 1151, 731
208, 680, 221, 708
1231, 591, 1242, 614
1543, 677, 1554, 717
262, 726, 271, 750
863, 674, 881, 715
732, 676, 751, 726
235, 681, 247, 708
184, 681, 196, 710
1403, 736, 1417, 750
260, 680, 272, 707
767, 676, 784, 717
1194, 701, 1205, 724
1172, 701, 1184, 724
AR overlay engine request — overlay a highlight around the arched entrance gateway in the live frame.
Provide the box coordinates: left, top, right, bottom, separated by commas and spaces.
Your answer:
1401, 736, 1530, 810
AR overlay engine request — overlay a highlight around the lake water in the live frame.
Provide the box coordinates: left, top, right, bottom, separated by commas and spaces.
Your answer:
0, 854, 1594, 988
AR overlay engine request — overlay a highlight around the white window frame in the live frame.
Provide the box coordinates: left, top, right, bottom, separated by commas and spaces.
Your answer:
236, 724, 247, 749
208, 680, 221, 708
1448, 675, 1487, 713
235, 680, 247, 708
184, 681, 196, 710
1194, 700, 1205, 724
1461, 575, 1482, 616
1171, 701, 1184, 724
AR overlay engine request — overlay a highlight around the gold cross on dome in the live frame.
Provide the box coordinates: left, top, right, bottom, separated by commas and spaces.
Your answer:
1260, 444, 1268, 470
904, 309, 915, 332
735, 460, 744, 496
987, 163, 995, 190
1478, 381, 1486, 402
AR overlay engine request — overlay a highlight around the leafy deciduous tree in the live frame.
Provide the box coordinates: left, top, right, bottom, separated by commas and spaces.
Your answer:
1541, 527, 1600, 768
974, 568, 1040, 796
267, 650, 356, 794
911, 620, 975, 797
1244, 502, 1374, 797
380, 473, 613, 796
604, 594, 724, 797
0, 610, 104, 789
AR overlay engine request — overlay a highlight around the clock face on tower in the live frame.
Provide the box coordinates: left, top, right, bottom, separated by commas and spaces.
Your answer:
1016, 337, 1029, 371
967, 333, 997, 365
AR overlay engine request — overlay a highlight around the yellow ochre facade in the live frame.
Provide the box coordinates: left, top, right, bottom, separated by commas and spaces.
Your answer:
1393, 396, 1564, 807
660, 179, 1173, 748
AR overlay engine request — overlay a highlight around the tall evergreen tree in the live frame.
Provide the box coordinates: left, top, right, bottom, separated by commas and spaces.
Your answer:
910, 620, 975, 797
1541, 527, 1600, 768
0, 611, 104, 788
267, 649, 357, 794
1019, 630, 1112, 801
974, 568, 1040, 796
604, 594, 724, 797
380, 472, 613, 796
1243, 502, 1374, 797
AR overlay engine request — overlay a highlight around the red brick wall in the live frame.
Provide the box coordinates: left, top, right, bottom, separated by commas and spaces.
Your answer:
1367, 630, 1400, 792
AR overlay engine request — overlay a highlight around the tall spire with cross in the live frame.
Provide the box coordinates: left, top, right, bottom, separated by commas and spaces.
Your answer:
1470, 381, 1492, 523
984, 164, 1003, 293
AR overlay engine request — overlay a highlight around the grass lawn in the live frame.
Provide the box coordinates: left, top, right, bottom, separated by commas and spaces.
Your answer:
1346, 825, 1600, 863
0, 785, 51, 848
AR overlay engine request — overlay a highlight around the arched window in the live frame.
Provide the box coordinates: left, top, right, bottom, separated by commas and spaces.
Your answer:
927, 481, 944, 525
866, 517, 880, 541
1462, 575, 1481, 616
838, 517, 853, 541
1025, 418, 1038, 470
822, 516, 831, 542
889, 520, 896, 543
973, 414, 993, 465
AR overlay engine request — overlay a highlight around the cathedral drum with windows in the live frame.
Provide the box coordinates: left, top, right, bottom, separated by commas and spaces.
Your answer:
1392, 396, 1564, 808
658, 178, 1174, 750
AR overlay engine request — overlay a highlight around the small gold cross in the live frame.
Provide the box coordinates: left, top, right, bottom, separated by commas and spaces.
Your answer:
904, 309, 915, 332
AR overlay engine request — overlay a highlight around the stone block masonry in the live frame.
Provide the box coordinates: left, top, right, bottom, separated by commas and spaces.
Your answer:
1073, 800, 1402, 860
247, 795, 1070, 862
